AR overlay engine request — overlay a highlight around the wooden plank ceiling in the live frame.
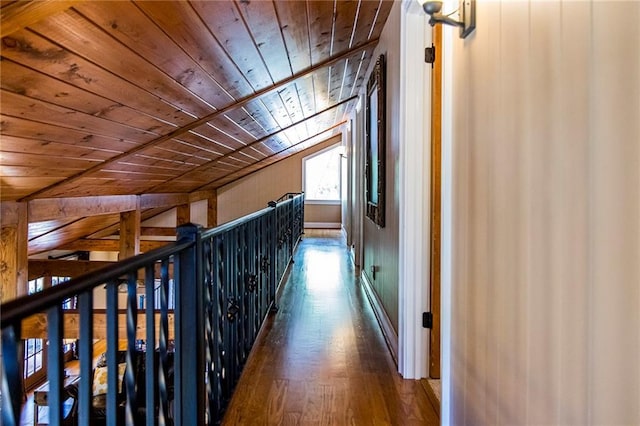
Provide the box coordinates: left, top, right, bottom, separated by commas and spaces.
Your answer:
0, 0, 392, 254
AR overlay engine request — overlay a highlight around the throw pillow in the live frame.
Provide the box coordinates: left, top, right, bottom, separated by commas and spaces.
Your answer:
92, 363, 126, 396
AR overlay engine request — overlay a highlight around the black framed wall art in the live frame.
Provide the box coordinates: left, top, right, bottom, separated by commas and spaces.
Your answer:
365, 54, 386, 228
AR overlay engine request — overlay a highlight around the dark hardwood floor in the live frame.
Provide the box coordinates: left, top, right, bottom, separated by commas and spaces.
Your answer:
222, 230, 439, 425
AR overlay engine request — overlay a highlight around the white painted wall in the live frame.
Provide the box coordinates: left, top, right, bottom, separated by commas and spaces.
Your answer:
216, 136, 342, 225
141, 199, 209, 228
443, 1, 640, 424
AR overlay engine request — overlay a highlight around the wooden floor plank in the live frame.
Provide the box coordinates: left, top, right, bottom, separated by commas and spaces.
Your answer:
222, 231, 439, 425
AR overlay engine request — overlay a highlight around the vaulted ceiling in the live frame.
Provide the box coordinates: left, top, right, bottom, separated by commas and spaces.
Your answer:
0, 0, 392, 254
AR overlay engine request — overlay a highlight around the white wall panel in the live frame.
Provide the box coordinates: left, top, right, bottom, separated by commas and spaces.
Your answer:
446, 0, 640, 424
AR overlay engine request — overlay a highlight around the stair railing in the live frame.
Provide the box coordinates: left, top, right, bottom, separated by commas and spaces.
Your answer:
0, 193, 304, 426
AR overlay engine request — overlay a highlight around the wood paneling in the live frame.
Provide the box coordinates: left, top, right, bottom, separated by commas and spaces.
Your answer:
28, 215, 121, 255
135, 1, 254, 101
0, 0, 393, 253
190, 0, 274, 91
73, 1, 233, 111
0, 30, 196, 127
30, 9, 214, 117
0, 0, 79, 37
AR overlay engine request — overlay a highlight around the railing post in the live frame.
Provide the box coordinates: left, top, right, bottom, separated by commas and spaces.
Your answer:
175, 223, 205, 425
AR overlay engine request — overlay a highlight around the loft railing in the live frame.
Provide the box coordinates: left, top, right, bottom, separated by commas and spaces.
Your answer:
1, 193, 304, 426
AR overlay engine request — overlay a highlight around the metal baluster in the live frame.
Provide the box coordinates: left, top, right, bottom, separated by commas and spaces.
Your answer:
46, 304, 64, 425
214, 236, 224, 419
203, 238, 216, 423
125, 272, 138, 424
259, 216, 268, 320
248, 219, 257, 343
269, 208, 278, 311
238, 224, 247, 364
106, 279, 119, 426
1, 323, 23, 426
228, 230, 236, 390
78, 290, 94, 426
158, 259, 170, 425
233, 228, 241, 382
145, 265, 156, 426
222, 232, 233, 401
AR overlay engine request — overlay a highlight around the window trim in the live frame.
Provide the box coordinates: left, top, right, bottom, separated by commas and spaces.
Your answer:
304, 199, 341, 206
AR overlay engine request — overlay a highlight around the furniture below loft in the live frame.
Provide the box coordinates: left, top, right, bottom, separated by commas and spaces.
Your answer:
33, 374, 79, 425
64, 349, 175, 425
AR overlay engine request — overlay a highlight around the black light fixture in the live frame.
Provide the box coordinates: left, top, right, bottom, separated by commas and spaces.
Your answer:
419, 0, 476, 39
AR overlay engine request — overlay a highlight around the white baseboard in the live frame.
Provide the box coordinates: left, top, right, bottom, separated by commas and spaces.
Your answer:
360, 271, 399, 364
304, 222, 341, 229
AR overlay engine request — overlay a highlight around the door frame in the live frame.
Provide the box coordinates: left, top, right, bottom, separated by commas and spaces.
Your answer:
429, 24, 443, 379
398, 0, 433, 379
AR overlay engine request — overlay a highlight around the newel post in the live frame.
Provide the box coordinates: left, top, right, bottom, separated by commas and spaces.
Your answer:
175, 223, 205, 425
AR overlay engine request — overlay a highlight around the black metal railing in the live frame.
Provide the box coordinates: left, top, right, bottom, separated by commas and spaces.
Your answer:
0, 193, 304, 426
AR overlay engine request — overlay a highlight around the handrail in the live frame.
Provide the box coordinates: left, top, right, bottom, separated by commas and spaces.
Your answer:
1, 192, 305, 426
201, 204, 273, 239
277, 191, 304, 202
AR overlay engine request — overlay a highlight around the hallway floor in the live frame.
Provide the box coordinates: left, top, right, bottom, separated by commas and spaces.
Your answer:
222, 230, 439, 425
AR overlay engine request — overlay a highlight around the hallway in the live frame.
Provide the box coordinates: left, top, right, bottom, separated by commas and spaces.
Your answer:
222, 230, 439, 425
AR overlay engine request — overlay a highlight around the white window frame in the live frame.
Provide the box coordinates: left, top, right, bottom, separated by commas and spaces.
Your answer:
302, 143, 343, 205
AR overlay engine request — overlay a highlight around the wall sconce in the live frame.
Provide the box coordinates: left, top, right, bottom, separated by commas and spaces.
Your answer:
419, 0, 476, 39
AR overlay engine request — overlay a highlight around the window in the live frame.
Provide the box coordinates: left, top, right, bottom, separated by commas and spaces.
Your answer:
52, 276, 77, 355
303, 144, 342, 203
24, 275, 76, 389
24, 278, 45, 387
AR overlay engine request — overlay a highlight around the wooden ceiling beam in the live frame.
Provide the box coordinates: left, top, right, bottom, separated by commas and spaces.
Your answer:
119, 201, 141, 259
28, 195, 138, 222
14, 191, 213, 223
0, 0, 81, 38
1, 201, 22, 227
20, 39, 378, 201
57, 239, 170, 252
132, 227, 177, 237
188, 189, 216, 203
21, 312, 175, 340
28, 259, 113, 281
140, 193, 189, 209
28, 259, 175, 281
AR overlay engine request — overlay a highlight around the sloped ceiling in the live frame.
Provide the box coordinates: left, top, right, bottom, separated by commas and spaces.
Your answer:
0, 0, 392, 254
